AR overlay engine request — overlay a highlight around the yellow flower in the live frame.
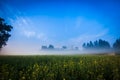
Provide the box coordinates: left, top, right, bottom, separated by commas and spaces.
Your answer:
80, 60, 83, 64
94, 60, 97, 64
63, 78, 66, 80
22, 76, 25, 80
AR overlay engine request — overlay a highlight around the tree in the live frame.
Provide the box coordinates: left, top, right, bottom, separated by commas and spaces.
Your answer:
89, 41, 94, 48
75, 47, 79, 50
98, 39, 110, 49
113, 38, 120, 54
48, 44, 54, 49
82, 43, 86, 49
0, 17, 13, 49
62, 46, 67, 49
41, 45, 47, 50
82, 39, 110, 50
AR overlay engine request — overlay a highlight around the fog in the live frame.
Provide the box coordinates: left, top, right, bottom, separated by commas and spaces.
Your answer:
38, 49, 114, 55
0, 49, 114, 55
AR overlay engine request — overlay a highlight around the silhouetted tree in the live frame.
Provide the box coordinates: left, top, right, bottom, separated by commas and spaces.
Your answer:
82, 39, 110, 50
89, 41, 94, 48
94, 40, 99, 48
82, 43, 86, 49
113, 38, 120, 54
98, 39, 110, 49
86, 43, 90, 49
48, 44, 54, 49
75, 47, 79, 50
0, 17, 13, 49
62, 46, 67, 49
41, 45, 47, 50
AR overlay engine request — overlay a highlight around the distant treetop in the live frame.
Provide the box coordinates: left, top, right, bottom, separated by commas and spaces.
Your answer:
113, 38, 120, 51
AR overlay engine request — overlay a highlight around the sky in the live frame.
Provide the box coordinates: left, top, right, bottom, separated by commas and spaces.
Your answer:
0, 0, 120, 54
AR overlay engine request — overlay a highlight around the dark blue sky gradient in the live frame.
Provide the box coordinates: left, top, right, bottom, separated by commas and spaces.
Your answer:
0, 0, 120, 54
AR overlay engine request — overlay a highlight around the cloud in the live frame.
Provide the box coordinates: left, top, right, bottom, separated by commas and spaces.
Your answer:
10, 16, 49, 40
94, 29, 108, 37
74, 17, 104, 32
23, 30, 36, 38
37, 33, 47, 40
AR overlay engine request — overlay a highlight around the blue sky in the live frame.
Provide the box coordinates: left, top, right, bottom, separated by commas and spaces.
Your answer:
0, 0, 120, 54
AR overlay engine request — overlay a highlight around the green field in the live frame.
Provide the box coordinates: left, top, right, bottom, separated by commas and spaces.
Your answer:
0, 55, 120, 80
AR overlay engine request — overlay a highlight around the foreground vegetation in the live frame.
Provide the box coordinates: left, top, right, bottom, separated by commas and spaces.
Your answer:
0, 55, 120, 80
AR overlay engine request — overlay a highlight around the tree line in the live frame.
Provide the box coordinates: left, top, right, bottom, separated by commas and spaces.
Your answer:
82, 38, 120, 54
82, 39, 111, 49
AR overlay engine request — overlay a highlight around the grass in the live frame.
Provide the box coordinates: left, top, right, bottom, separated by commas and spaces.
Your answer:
0, 55, 120, 80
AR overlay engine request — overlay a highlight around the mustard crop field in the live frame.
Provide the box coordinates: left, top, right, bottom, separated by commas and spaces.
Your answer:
0, 55, 120, 80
